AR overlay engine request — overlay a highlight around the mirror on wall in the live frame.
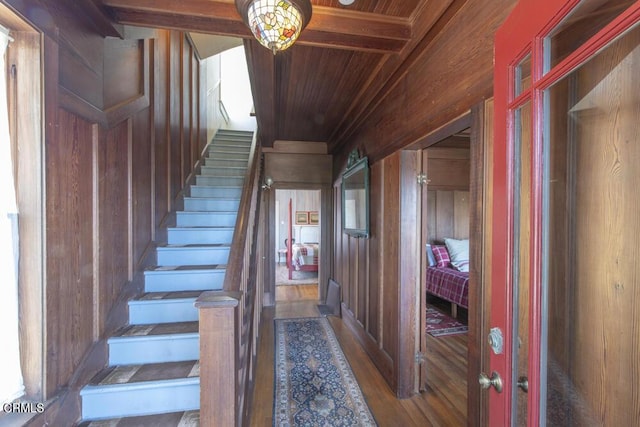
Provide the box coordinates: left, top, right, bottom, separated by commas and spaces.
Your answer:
342, 152, 369, 238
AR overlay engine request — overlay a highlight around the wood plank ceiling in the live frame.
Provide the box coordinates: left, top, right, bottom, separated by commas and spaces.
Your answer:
100, 0, 458, 151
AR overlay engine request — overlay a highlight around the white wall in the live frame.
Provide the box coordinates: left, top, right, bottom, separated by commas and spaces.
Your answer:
220, 46, 256, 131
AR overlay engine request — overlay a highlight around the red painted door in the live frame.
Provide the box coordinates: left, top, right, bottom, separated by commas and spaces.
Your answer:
491, 1, 640, 425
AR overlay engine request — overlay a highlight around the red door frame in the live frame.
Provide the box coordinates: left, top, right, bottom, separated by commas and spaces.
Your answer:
492, 1, 640, 425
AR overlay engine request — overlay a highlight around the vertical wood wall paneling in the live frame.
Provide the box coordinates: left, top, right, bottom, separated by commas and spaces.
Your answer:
92, 124, 100, 340
169, 32, 181, 205
198, 60, 207, 154
348, 235, 357, 314
148, 38, 157, 242
9, 30, 45, 398
381, 154, 400, 389
154, 32, 170, 233
357, 237, 367, 327
98, 120, 131, 329
368, 161, 382, 342
132, 95, 153, 268
397, 150, 420, 397
47, 109, 95, 393
181, 37, 190, 186
192, 55, 199, 163
333, 184, 343, 292
127, 118, 134, 281
468, 100, 491, 427
42, 35, 60, 399
419, 149, 429, 390
426, 191, 471, 243
319, 187, 332, 299
265, 188, 275, 305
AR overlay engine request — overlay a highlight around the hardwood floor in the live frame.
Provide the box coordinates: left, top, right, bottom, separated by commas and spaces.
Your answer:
249, 290, 468, 426
275, 283, 318, 301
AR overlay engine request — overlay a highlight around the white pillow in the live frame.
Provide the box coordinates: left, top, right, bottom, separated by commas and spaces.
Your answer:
444, 238, 469, 272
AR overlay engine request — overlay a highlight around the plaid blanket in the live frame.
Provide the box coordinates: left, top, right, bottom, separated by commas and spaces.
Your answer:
426, 267, 469, 308
292, 243, 319, 268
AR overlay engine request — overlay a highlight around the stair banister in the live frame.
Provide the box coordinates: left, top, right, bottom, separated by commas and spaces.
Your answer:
196, 130, 264, 426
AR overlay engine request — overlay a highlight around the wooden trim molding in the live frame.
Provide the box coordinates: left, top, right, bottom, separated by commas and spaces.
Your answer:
58, 86, 149, 128
58, 40, 150, 128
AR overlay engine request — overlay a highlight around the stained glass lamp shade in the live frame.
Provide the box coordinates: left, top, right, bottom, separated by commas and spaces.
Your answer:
238, 0, 312, 54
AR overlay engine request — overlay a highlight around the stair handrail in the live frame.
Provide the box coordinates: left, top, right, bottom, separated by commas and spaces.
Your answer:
196, 130, 264, 426
223, 130, 260, 292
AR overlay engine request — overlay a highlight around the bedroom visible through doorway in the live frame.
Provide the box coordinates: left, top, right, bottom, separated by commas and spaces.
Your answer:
275, 189, 320, 301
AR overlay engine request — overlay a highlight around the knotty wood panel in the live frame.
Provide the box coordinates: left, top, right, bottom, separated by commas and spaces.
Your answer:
46, 109, 95, 393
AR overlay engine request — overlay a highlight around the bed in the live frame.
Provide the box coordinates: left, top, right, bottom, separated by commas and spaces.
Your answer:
286, 199, 319, 279
426, 242, 469, 317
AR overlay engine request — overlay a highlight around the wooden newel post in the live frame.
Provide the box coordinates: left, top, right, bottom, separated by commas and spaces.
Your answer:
195, 291, 242, 426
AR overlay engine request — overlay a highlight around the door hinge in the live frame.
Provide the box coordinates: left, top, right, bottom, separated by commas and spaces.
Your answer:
417, 173, 429, 186
415, 352, 426, 365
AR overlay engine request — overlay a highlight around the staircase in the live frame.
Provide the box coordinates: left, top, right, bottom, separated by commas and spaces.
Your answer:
77, 130, 254, 426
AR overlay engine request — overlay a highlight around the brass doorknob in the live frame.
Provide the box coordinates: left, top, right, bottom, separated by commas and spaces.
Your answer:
479, 371, 503, 393
517, 376, 528, 392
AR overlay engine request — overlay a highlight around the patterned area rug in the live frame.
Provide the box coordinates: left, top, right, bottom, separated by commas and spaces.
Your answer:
274, 317, 377, 426
426, 307, 468, 337
276, 264, 318, 286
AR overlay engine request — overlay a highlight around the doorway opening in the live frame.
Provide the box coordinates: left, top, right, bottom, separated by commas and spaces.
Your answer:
274, 189, 320, 302
418, 121, 475, 424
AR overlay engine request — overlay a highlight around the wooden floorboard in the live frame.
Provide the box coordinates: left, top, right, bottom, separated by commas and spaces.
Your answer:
249, 288, 468, 426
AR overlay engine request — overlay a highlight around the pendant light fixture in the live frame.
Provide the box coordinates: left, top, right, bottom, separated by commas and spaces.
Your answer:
236, 0, 312, 54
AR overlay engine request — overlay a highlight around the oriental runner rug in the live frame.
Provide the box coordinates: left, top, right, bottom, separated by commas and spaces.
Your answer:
273, 317, 377, 426
426, 307, 468, 337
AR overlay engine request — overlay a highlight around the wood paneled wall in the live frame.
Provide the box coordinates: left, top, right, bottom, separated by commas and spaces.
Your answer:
331, 0, 516, 397
427, 190, 470, 243
334, 0, 517, 171
5, 0, 213, 400
333, 152, 421, 396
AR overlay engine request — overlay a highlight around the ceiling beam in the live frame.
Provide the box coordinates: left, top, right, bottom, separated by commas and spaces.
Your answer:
102, 0, 410, 52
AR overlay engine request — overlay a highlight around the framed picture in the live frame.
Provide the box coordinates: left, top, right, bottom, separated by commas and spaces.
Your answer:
309, 211, 319, 225
295, 211, 309, 224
